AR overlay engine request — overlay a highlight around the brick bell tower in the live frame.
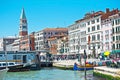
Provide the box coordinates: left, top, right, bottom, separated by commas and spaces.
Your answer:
19, 8, 28, 37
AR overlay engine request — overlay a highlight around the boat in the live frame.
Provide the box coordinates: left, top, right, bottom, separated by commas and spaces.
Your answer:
0, 62, 31, 72
0, 68, 9, 80
73, 63, 94, 71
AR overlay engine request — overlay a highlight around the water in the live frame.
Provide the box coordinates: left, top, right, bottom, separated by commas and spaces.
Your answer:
5, 68, 105, 80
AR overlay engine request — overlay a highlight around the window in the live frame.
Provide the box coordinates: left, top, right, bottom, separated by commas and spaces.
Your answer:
112, 28, 114, 34
92, 26, 95, 31
9, 63, 14, 65
112, 44, 115, 49
3, 63, 7, 66
98, 45, 100, 49
13, 55, 21, 60
91, 20, 95, 24
112, 21, 114, 26
97, 18, 99, 22
23, 26, 26, 29
113, 36, 115, 41
92, 35, 96, 41
97, 25, 100, 30
97, 34, 100, 40
115, 20, 118, 25
87, 21, 90, 25
88, 28, 90, 32
116, 36, 118, 40
0, 55, 2, 57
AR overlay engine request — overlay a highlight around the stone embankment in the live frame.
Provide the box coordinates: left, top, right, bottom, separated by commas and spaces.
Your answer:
94, 66, 120, 77
53, 59, 100, 69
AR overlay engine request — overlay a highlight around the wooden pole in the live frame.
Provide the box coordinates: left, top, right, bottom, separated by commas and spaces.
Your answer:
84, 50, 87, 80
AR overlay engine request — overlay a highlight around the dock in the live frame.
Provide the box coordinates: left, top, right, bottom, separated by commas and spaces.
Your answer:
93, 66, 120, 79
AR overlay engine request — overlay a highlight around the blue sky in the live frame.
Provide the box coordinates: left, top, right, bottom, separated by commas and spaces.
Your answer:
0, 0, 120, 37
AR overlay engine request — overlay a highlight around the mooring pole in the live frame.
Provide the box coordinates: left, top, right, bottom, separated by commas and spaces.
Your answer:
84, 50, 87, 80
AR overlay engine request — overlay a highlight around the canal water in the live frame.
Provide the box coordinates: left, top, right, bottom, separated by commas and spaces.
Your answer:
5, 68, 105, 80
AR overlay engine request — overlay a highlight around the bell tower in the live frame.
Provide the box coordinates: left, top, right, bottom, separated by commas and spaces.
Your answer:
19, 8, 28, 37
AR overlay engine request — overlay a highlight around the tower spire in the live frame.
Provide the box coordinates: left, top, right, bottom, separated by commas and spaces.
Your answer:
20, 8, 26, 19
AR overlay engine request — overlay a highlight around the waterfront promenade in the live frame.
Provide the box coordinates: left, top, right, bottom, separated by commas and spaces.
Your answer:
94, 66, 120, 77
53, 58, 100, 66
53, 58, 100, 68
53, 59, 120, 79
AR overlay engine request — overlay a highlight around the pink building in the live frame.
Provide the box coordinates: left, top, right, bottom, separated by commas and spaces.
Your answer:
101, 8, 119, 52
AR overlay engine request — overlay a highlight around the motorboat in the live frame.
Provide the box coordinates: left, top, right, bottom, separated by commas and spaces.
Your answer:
0, 68, 9, 80
0, 62, 30, 72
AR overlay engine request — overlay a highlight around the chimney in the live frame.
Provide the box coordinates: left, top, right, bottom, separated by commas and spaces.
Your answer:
106, 8, 110, 13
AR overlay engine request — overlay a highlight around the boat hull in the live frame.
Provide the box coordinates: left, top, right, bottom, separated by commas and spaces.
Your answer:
0, 64, 30, 72
73, 63, 93, 71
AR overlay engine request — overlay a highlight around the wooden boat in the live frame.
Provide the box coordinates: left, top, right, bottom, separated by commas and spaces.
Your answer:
0, 68, 9, 80
73, 63, 94, 71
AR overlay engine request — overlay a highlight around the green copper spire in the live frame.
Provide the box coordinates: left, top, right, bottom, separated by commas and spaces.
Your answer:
20, 8, 26, 19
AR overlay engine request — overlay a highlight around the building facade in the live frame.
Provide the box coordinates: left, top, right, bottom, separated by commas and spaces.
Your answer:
35, 28, 68, 52
0, 37, 17, 51
68, 11, 104, 57
111, 12, 120, 51
101, 8, 119, 52
48, 34, 68, 55
20, 33, 35, 51
68, 8, 120, 58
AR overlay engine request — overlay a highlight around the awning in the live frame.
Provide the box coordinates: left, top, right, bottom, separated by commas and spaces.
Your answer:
111, 50, 120, 54
104, 51, 110, 56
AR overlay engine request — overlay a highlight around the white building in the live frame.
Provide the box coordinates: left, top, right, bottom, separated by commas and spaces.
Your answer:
110, 12, 120, 51
68, 8, 120, 58
68, 11, 105, 58
34, 28, 68, 52
86, 12, 103, 58
68, 18, 88, 55
0, 38, 17, 51
68, 23, 81, 55
35, 30, 44, 51
11, 39, 20, 51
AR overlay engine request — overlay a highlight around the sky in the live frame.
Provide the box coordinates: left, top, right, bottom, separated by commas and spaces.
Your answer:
0, 0, 120, 37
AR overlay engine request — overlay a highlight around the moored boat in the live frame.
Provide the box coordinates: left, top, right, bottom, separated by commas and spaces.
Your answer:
0, 68, 9, 80
73, 63, 94, 71
0, 62, 31, 72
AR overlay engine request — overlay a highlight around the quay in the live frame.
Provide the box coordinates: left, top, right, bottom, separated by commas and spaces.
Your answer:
53, 60, 77, 69
52, 59, 120, 79
52, 59, 100, 69
93, 66, 120, 80
94, 66, 120, 77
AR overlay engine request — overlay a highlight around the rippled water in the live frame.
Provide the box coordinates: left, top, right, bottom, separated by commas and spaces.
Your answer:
5, 68, 104, 80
